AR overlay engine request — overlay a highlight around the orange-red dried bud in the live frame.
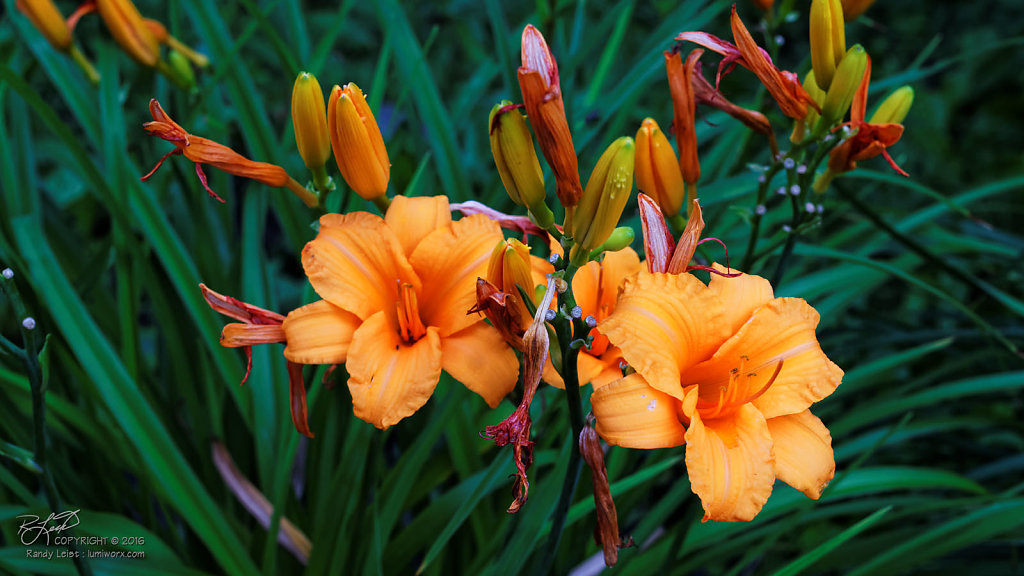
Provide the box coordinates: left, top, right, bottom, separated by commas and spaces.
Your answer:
518, 25, 582, 207
487, 239, 536, 329
665, 50, 701, 186
580, 420, 631, 567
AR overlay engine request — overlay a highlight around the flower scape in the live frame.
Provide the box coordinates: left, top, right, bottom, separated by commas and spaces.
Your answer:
20, 1, 1024, 575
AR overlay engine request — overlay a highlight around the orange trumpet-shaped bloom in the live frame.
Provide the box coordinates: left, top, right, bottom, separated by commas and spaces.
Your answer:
283, 195, 519, 429
590, 268, 842, 521
142, 99, 316, 206
827, 57, 907, 177
518, 25, 582, 208
678, 6, 820, 120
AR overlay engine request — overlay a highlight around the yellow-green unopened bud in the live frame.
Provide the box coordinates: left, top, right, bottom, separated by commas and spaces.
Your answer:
590, 226, 635, 258
572, 137, 635, 258
489, 101, 553, 228
792, 70, 827, 143
818, 44, 867, 132
166, 50, 196, 91
870, 86, 914, 125
292, 72, 331, 171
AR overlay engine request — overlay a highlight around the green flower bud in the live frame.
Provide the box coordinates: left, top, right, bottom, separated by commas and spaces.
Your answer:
818, 44, 867, 132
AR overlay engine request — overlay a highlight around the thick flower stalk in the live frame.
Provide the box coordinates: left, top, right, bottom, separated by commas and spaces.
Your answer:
590, 268, 843, 521
141, 99, 317, 207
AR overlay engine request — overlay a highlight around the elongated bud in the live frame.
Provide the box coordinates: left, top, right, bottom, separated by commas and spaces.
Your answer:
518, 25, 582, 207
810, 0, 846, 91
16, 0, 72, 51
818, 44, 867, 131
96, 0, 160, 66
489, 102, 554, 228
869, 86, 914, 125
590, 226, 635, 257
487, 239, 536, 328
665, 50, 701, 186
841, 0, 875, 20
165, 50, 196, 90
792, 71, 827, 143
328, 83, 390, 201
292, 73, 331, 171
635, 118, 685, 217
572, 137, 635, 257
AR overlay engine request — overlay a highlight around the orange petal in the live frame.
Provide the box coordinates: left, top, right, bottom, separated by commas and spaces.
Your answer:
601, 272, 730, 399
410, 214, 504, 336
282, 300, 360, 365
441, 321, 519, 408
542, 357, 565, 388
684, 390, 775, 521
385, 195, 452, 257
346, 311, 443, 429
767, 410, 835, 499
707, 263, 774, 334
182, 137, 291, 188
573, 247, 642, 321
220, 323, 285, 347
683, 297, 843, 419
302, 212, 420, 320
591, 373, 686, 448
578, 348, 626, 390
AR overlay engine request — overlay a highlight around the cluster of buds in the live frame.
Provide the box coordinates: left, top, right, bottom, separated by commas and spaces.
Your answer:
488, 26, 636, 268
16, 0, 209, 88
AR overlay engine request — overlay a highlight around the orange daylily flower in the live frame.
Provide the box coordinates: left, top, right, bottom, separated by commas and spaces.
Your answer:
827, 57, 907, 177
283, 195, 519, 429
518, 25, 582, 208
590, 267, 843, 521
142, 99, 317, 207
199, 284, 315, 438
678, 6, 820, 120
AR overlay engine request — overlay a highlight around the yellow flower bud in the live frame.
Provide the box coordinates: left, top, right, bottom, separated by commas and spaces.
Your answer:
327, 83, 390, 201
489, 101, 554, 228
487, 239, 536, 328
810, 0, 846, 91
792, 71, 827, 143
869, 86, 914, 125
96, 0, 160, 67
635, 118, 685, 217
572, 137, 635, 258
16, 0, 71, 51
292, 72, 331, 171
818, 44, 867, 132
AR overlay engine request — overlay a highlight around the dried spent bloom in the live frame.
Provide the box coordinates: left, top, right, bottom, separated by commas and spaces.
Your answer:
292, 72, 331, 171
328, 83, 390, 201
518, 25, 582, 208
286, 195, 518, 429
580, 421, 632, 567
678, 7, 821, 120
16, 0, 72, 51
591, 268, 842, 521
142, 99, 317, 207
200, 284, 315, 437
665, 49, 701, 188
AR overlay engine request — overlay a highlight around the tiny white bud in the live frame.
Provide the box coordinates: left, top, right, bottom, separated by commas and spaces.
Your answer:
548, 253, 560, 264
783, 158, 795, 170
796, 164, 808, 174
782, 225, 792, 233
755, 204, 767, 216
1, 268, 12, 279
570, 306, 583, 319
776, 186, 787, 196
805, 202, 816, 213
22, 317, 36, 330
816, 203, 824, 214
544, 309, 557, 322
789, 184, 802, 196
585, 316, 597, 328
823, 134, 835, 142
774, 35, 785, 46
758, 174, 767, 183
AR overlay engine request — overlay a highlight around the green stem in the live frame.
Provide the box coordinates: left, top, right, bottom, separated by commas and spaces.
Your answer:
1, 275, 92, 576
309, 164, 334, 198
371, 194, 392, 214
68, 46, 99, 85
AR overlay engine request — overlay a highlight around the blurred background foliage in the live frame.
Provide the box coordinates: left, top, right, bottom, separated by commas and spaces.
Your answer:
0, 0, 1022, 574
